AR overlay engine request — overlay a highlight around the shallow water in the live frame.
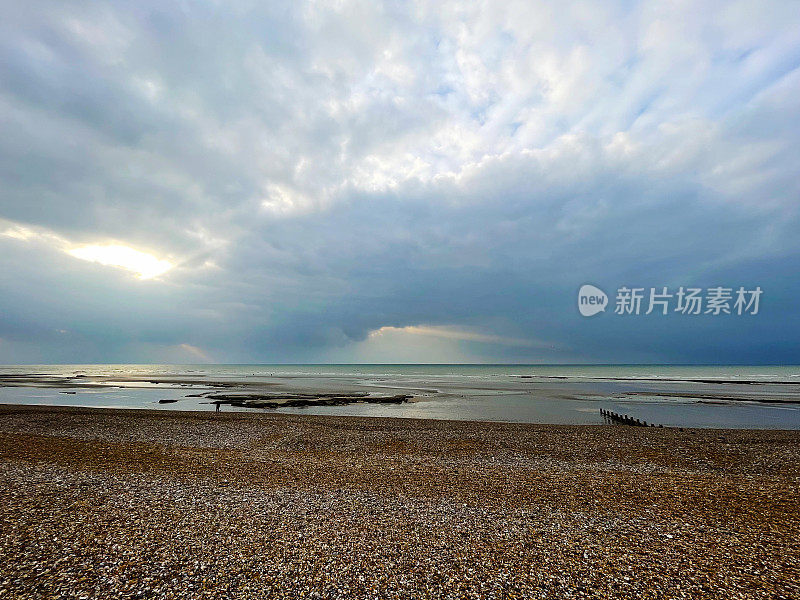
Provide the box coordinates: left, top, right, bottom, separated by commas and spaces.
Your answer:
1, 364, 799, 428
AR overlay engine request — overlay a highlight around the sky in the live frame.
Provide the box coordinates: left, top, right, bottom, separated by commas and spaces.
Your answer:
0, 0, 799, 364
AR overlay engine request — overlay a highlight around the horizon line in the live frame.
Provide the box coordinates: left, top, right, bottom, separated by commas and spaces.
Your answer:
0, 362, 798, 367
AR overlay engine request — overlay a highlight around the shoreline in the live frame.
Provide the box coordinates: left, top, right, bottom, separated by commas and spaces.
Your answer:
3, 367, 800, 430
2, 402, 800, 432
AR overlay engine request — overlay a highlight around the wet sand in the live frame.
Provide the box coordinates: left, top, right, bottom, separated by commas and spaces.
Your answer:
4, 370, 800, 406
3, 369, 800, 430
1, 404, 798, 598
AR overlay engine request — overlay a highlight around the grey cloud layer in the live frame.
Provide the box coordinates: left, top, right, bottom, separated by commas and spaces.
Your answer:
1, 1, 798, 363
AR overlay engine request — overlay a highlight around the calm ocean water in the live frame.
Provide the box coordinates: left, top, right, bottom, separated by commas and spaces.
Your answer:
2, 364, 799, 428
1, 363, 799, 379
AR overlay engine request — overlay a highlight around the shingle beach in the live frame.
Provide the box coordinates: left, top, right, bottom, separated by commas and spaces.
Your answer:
1, 405, 798, 599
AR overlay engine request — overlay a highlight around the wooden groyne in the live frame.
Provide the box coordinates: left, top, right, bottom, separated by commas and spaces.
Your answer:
601, 408, 664, 428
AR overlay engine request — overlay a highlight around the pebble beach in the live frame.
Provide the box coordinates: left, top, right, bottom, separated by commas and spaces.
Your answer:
0, 404, 798, 599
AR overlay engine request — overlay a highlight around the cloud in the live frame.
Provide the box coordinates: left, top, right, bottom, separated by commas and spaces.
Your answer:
176, 343, 214, 364
1, 218, 175, 279
0, 1, 798, 363
369, 326, 545, 348
67, 244, 173, 279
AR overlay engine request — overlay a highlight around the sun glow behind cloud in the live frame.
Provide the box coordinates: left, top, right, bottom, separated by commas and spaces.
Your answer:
369, 325, 539, 347
67, 244, 173, 279
3, 219, 174, 280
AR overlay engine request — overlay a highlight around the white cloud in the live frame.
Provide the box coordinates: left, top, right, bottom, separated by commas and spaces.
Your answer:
1, 219, 175, 280
67, 244, 173, 279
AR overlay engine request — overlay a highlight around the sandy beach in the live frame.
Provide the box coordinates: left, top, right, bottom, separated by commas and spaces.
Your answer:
0, 404, 798, 599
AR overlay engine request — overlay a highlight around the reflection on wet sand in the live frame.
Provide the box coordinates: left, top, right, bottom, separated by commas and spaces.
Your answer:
1, 367, 800, 428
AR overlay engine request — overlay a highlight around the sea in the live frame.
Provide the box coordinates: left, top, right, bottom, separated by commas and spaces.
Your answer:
1, 364, 799, 429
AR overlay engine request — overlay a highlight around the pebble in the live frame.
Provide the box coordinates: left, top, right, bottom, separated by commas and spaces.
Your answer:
0, 405, 798, 599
